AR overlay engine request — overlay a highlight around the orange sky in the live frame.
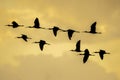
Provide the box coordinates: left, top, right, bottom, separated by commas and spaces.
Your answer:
0, 0, 120, 80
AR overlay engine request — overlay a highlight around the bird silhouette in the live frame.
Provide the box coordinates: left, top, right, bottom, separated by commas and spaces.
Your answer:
47, 26, 64, 37
62, 29, 80, 40
83, 22, 101, 34
71, 40, 83, 52
6, 21, 24, 28
27, 18, 45, 29
94, 50, 110, 60
79, 49, 94, 63
33, 40, 50, 51
17, 34, 32, 42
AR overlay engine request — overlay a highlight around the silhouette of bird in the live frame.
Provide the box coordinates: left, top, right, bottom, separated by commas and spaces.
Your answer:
47, 26, 64, 37
83, 22, 101, 34
79, 49, 94, 63
71, 40, 83, 52
17, 34, 32, 42
62, 29, 80, 40
33, 40, 50, 51
6, 21, 24, 28
27, 18, 45, 29
94, 50, 110, 60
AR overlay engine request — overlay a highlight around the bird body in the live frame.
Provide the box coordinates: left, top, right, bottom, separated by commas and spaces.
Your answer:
79, 49, 94, 63
6, 21, 24, 28
17, 34, 31, 42
62, 29, 80, 40
84, 22, 101, 34
34, 40, 50, 51
27, 18, 45, 29
48, 26, 62, 37
71, 40, 82, 52
94, 50, 110, 60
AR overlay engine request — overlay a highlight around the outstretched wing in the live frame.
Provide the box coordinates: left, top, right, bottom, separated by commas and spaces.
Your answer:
22, 37, 27, 42
34, 18, 40, 28
53, 27, 59, 37
90, 22, 96, 33
68, 30, 74, 40
83, 54, 89, 63
75, 40, 80, 52
39, 43, 44, 51
99, 52, 104, 60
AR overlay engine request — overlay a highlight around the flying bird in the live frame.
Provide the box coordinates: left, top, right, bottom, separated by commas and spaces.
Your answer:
79, 49, 94, 63
94, 50, 110, 60
33, 40, 50, 51
62, 29, 80, 40
6, 21, 24, 28
83, 22, 101, 34
27, 18, 45, 29
47, 26, 64, 37
71, 40, 83, 52
17, 34, 32, 42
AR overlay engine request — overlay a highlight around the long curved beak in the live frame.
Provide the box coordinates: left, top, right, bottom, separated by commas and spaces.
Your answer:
75, 31, 80, 33
46, 43, 50, 45
33, 42, 39, 43
90, 54, 95, 56
59, 29, 67, 32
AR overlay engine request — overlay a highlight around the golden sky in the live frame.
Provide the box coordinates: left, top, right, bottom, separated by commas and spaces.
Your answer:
0, 0, 120, 80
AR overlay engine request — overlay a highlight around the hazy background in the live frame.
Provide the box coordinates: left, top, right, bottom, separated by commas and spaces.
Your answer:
0, 0, 120, 80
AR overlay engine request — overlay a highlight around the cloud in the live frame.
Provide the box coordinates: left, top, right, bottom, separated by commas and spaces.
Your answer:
0, 54, 118, 80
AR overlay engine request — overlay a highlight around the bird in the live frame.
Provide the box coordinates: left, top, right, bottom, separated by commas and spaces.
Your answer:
83, 22, 101, 34
17, 34, 32, 42
6, 21, 24, 28
27, 17, 45, 29
94, 50, 110, 60
79, 49, 94, 63
62, 29, 80, 40
47, 26, 64, 37
33, 40, 50, 51
71, 40, 83, 52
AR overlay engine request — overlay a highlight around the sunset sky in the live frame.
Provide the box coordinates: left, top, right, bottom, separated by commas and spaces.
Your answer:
0, 0, 120, 80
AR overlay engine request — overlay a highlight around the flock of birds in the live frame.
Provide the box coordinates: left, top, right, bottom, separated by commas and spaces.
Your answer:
6, 17, 110, 63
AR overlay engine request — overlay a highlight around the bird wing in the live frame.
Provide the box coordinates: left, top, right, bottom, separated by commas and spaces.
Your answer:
68, 30, 74, 40
99, 52, 104, 60
34, 18, 40, 28
22, 37, 27, 42
53, 27, 59, 37
83, 54, 89, 63
90, 22, 96, 33
39, 43, 44, 51
75, 40, 80, 52
22, 35, 28, 42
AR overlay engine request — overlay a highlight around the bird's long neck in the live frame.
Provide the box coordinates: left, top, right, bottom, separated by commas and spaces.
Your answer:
17, 37, 22, 38
84, 31, 90, 33
27, 26, 34, 28
34, 42, 40, 43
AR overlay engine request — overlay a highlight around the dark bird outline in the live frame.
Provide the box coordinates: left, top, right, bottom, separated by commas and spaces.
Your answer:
17, 34, 32, 42
33, 40, 50, 51
27, 17, 45, 29
83, 22, 101, 34
94, 49, 110, 60
6, 21, 24, 28
71, 40, 83, 52
79, 49, 94, 63
62, 29, 80, 40
47, 26, 64, 37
